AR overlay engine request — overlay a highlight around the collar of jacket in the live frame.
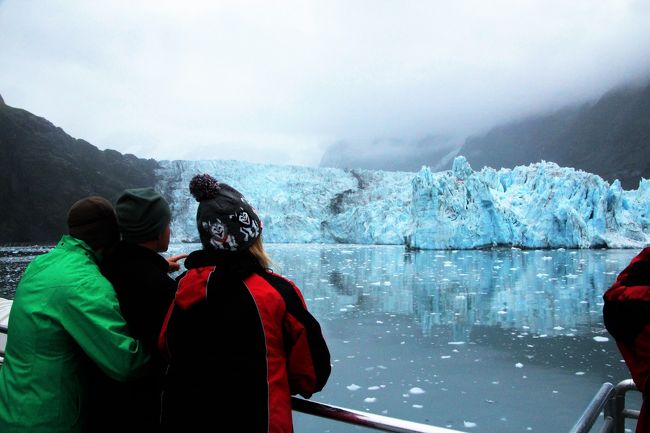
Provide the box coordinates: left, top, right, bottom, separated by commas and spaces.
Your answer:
174, 249, 264, 310
106, 241, 171, 273
58, 234, 101, 263
184, 248, 263, 276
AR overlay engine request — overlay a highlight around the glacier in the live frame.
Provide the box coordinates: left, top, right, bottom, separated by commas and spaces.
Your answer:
156, 156, 650, 250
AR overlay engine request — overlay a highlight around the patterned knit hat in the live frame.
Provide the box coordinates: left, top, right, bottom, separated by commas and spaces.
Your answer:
189, 173, 262, 252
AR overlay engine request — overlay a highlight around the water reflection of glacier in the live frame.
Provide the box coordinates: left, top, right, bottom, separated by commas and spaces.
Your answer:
165, 244, 636, 342
2, 244, 638, 341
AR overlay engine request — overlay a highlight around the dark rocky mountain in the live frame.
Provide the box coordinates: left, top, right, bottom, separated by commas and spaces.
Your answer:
0, 95, 159, 243
320, 79, 650, 190
459, 80, 650, 190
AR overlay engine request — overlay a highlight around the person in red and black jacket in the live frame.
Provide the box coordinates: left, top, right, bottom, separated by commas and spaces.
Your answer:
158, 173, 331, 433
603, 246, 650, 433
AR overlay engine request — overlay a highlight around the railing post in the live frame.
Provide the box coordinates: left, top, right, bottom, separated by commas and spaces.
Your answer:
604, 390, 626, 433
614, 393, 627, 433
568, 382, 615, 433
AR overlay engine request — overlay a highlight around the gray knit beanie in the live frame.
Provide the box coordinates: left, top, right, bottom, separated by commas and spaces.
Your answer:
116, 188, 171, 243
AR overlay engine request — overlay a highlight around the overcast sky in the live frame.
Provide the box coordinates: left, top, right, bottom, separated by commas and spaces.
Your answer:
1, 0, 650, 167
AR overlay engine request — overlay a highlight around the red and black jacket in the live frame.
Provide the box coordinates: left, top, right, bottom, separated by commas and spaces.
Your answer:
158, 249, 331, 433
603, 247, 650, 433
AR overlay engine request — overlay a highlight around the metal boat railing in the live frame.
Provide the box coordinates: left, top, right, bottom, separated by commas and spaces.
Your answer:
0, 322, 642, 433
289, 380, 641, 433
291, 396, 464, 433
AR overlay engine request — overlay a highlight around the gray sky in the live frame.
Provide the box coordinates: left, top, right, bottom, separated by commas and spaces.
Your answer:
1, 0, 650, 167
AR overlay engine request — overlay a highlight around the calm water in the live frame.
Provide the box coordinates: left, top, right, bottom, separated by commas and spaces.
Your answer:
0, 244, 642, 433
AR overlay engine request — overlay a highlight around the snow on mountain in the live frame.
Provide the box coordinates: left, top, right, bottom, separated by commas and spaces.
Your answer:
156, 156, 650, 250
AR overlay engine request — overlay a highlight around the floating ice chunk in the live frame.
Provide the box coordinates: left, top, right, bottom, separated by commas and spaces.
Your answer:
448, 341, 465, 345
412, 404, 423, 409
515, 363, 524, 368
409, 387, 426, 395
464, 421, 477, 428
441, 355, 451, 359
593, 336, 609, 342
347, 384, 361, 391
368, 386, 380, 391
364, 397, 377, 403
575, 371, 586, 376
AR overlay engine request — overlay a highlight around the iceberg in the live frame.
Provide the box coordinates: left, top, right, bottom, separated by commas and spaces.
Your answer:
157, 156, 650, 250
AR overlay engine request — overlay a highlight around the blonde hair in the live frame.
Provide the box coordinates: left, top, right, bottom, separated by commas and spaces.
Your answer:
249, 235, 274, 270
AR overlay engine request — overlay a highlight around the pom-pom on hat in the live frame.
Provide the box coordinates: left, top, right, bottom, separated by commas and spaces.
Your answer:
189, 173, 262, 252
67, 196, 120, 250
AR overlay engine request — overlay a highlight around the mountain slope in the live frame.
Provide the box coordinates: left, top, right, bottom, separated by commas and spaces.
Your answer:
0, 96, 159, 243
318, 79, 650, 190
460, 80, 650, 189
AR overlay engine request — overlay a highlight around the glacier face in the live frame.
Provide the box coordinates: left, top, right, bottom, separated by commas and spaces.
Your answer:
156, 156, 650, 250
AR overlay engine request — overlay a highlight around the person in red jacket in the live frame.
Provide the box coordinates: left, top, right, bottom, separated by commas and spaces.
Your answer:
158, 173, 331, 433
603, 246, 650, 433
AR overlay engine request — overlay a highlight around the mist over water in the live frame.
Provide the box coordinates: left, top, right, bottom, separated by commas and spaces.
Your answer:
1, 243, 642, 432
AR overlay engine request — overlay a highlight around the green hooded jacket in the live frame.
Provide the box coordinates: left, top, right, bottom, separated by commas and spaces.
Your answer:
0, 235, 151, 433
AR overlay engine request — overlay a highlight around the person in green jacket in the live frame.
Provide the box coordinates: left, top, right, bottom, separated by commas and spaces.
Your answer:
0, 196, 151, 433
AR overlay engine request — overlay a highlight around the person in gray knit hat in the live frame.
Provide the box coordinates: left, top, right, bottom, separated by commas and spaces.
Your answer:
87, 187, 187, 433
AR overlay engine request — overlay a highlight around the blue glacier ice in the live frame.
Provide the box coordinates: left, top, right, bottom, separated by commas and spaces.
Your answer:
156, 156, 650, 250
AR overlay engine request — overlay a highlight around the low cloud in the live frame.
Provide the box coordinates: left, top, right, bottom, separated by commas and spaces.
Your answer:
1, 0, 650, 166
